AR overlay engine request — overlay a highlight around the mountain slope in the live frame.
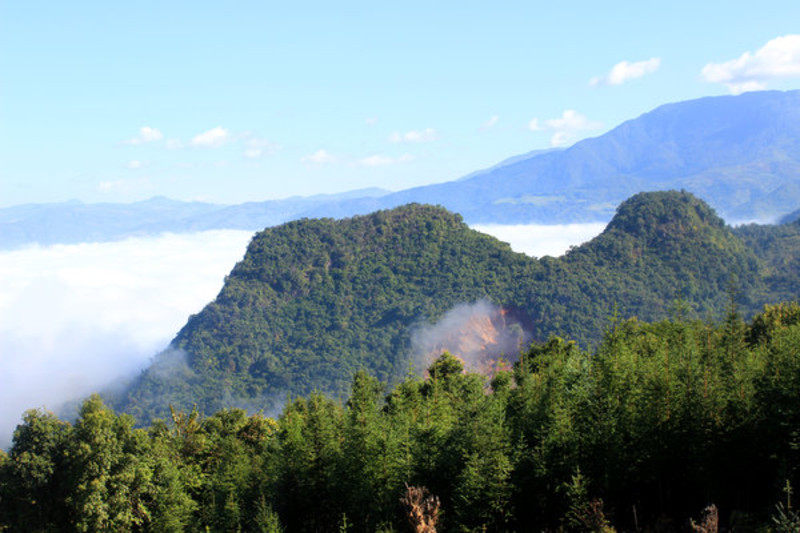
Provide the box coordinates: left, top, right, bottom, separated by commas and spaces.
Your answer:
543, 191, 762, 334
734, 217, 800, 304
117, 204, 536, 420
116, 191, 778, 422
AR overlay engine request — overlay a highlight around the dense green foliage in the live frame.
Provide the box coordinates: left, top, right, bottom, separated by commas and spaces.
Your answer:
734, 218, 800, 304
118, 203, 537, 420
5, 306, 800, 531
117, 192, 790, 422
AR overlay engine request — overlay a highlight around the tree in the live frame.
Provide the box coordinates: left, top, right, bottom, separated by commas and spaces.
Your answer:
0, 408, 71, 532
66, 394, 152, 532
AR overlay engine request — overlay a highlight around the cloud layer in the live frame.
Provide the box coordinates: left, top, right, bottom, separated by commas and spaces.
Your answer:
0, 231, 253, 448
702, 34, 800, 94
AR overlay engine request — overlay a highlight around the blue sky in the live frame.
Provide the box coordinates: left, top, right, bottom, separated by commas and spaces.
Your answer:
2, 1, 800, 207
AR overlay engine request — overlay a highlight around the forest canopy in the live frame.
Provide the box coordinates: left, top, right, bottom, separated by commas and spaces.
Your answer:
116, 192, 793, 423
4, 305, 800, 532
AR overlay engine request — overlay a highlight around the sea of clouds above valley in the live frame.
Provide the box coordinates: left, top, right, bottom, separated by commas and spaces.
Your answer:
0, 230, 254, 447
0, 223, 605, 448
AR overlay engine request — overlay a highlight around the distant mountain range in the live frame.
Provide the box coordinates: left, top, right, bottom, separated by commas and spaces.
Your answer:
0, 189, 389, 249
314, 89, 800, 224
4, 90, 800, 248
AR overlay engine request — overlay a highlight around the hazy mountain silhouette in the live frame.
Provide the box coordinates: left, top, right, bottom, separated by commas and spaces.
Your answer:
303, 90, 800, 224
3, 90, 800, 248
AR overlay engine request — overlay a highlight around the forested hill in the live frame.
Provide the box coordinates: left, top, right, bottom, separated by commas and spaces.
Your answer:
118, 204, 537, 421
117, 191, 785, 422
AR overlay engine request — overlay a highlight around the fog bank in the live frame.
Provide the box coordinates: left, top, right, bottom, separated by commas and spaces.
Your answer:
0, 230, 253, 448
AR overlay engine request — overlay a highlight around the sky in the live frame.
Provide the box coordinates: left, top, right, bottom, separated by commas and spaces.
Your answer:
2, 1, 800, 207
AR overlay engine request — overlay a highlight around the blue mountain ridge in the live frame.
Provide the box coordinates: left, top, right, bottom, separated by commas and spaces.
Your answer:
2, 90, 800, 248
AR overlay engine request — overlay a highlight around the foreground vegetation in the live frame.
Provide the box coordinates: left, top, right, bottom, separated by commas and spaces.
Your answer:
4, 303, 800, 532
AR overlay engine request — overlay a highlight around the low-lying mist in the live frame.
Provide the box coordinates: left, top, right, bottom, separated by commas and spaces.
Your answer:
0, 230, 253, 448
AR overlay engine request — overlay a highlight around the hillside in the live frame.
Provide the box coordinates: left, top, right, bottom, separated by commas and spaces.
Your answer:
524, 191, 763, 341
117, 204, 536, 420
116, 191, 781, 422
734, 217, 800, 304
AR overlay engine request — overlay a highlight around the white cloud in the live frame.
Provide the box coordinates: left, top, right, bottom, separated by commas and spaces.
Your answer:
725, 80, 768, 94
140, 127, 163, 142
528, 110, 603, 147
702, 35, 800, 94
190, 126, 230, 148
243, 137, 278, 159
590, 57, 661, 86
365, 117, 379, 126
0, 231, 254, 448
358, 154, 415, 167
123, 126, 163, 145
550, 131, 573, 147
480, 115, 500, 131
302, 149, 337, 164
389, 127, 438, 143
127, 160, 143, 169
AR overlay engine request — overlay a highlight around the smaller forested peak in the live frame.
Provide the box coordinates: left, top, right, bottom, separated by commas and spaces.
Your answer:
603, 190, 726, 241
571, 190, 754, 292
